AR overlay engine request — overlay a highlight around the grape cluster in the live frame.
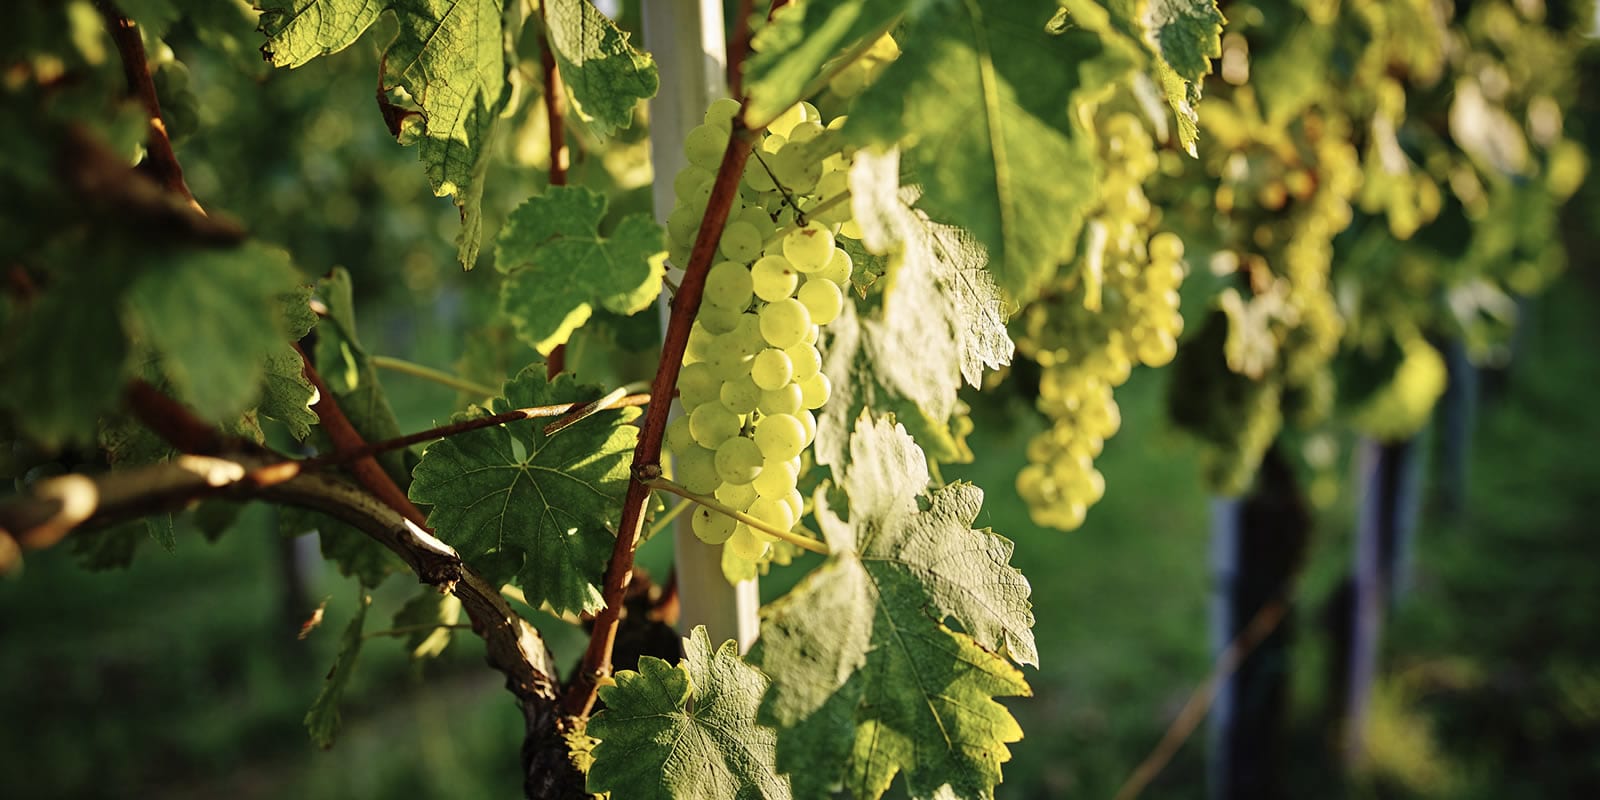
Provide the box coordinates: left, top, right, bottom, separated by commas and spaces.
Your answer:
664, 99, 859, 580
1014, 113, 1186, 530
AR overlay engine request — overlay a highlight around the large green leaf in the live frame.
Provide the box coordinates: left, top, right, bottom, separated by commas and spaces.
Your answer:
125, 242, 305, 426
742, 0, 916, 125
0, 271, 129, 447
495, 186, 665, 356
407, 367, 638, 615
541, 0, 658, 137
305, 594, 369, 748
256, 0, 520, 266
587, 627, 791, 799
847, 0, 1140, 304
752, 416, 1035, 799
817, 149, 1011, 466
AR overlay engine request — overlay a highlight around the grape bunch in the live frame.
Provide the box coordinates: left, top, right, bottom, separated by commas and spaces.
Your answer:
1014, 113, 1186, 530
663, 99, 859, 581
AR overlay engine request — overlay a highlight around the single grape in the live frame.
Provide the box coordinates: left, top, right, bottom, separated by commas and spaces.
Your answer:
665, 416, 696, 453
1138, 329, 1177, 367
743, 157, 777, 193
758, 382, 804, 415
697, 304, 741, 335
759, 298, 812, 349
785, 343, 822, 380
684, 323, 714, 363
796, 409, 817, 447
726, 524, 768, 559
797, 279, 844, 325
704, 97, 742, 128
783, 221, 835, 272
674, 166, 714, 201
753, 413, 807, 460
750, 348, 794, 391
737, 205, 778, 240
781, 488, 803, 520
788, 121, 824, 144
677, 362, 720, 408
720, 221, 763, 262
685, 124, 727, 170
704, 261, 754, 310
751, 255, 799, 301
802, 323, 820, 346
815, 247, 852, 285
771, 143, 820, 194
767, 103, 807, 138
674, 445, 721, 494
692, 506, 737, 544
689, 403, 741, 448
840, 218, 863, 239
752, 458, 798, 499
714, 436, 764, 484
747, 496, 796, 533
799, 372, 831, 410
719, 374, 761, 414
666, 205, 700, 245
715, 480, 758, 510
1149, 231, 1185, 262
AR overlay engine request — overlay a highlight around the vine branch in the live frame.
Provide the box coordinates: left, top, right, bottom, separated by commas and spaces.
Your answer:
95, 0, 199, 210
539, 5, 570, 381
562, 117, 757, 718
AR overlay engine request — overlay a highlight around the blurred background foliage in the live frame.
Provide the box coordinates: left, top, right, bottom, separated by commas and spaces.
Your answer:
2, 0, 1600, 798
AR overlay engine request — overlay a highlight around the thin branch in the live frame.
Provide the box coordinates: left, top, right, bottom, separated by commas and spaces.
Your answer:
563, 116, 757, 718
95, 0, 199, 210
644, 477, 827, 555
370, 354, 499, 398
542, 382, 649, 437
539, 4, 569, 382
1112, 597, 1292, 800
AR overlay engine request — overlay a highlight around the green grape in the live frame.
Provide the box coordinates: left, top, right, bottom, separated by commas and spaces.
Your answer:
751, 255, 799, 301
753, 458, 798, 499
781, 488, 803, 520
666, 205, 700, 245
753, 413, 806, 460
758, 382, 804, 415
665, 416, 697, 453
787, 120, 824, 144
767, 103, 808, 138
674, 445, 721, 494
685, 123, 728, 170
704, 97, 741, 128
697, 305, 742, 335
1150, 231, 1185, 262
785, 343, 822, 380
705, 346, 753, 381
689, 403, 740, 448
750, 348, 794, 391
1138, 329, 1178, 367
716, 480, 758, 510
783, 221, 835, 272
674, 166, 715, 199
771, 143, 821, 194
727, 524, 768, 559
677, 362, 720, 408
737, 205, 777, 240
747, 496, 795, 534
692, 506, 737, 544
714, 436, 764, 484
719, 221, 763, 262
799, 372, 831, 410
704, 261, 754, 310
759, 299, 812, 349
797, 279, 844, 325
802, 323, 819, 346
796, 409, 817, 447
716, 373, 759, 414
684, 323, 714, 363
743, 157, 778, 193
814, 247, 852, 285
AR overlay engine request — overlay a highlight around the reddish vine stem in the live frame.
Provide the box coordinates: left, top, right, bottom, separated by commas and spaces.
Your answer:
727, 0, 757, 96
124, 379, 236, 455
540, 8, 569, 381
562, 120, 757, 717
295, 344, 428, 527
94, 0, 199, 210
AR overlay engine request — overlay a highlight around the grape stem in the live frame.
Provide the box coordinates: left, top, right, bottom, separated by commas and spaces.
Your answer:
562, 112, 758, 719
642, 477, 829, 555
765, 189, 852, 248
749, 149, 808, 224
370, 354, 500, 398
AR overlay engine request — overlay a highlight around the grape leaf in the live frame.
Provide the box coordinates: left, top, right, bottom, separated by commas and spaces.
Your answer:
282, 504, 407, 588
0, 271, 130, 447
256, 0, 520, 266
1097, 0, 1224, 155
741, 0, 914, 125
847, 0, 1140, 305
541, 0, 658, 138
752, 416, 1035, 799
392, 587, 462, 660
257, 286, 319, 440
587, 627, 791, 800
495, 186, 666, 356
125, 242, 305, 425
305, 594, 369, 749
407, 367, 639, 615
816, 149, 1011, 467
